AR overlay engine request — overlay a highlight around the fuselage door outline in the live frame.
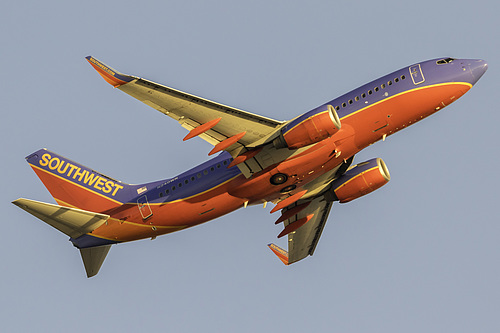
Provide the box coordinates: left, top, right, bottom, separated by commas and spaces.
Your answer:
137, 195, 153, 220
409, 64, 425, 85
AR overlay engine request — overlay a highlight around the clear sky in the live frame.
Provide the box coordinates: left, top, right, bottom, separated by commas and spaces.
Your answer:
2, 1, 499, 332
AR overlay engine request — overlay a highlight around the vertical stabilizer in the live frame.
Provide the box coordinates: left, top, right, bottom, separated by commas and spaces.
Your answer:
80, 245, 111, 278
25, 149, 134, 213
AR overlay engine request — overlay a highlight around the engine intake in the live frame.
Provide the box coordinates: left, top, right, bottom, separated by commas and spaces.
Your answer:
274, 105, 341, 149
330, 158, 390, 203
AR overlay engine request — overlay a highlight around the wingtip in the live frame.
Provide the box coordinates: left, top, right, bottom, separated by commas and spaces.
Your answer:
85, 56, 133, 87
268, 243, 289, 265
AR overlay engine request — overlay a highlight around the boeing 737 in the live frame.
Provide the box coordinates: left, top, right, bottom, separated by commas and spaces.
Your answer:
13, 56, 488, 277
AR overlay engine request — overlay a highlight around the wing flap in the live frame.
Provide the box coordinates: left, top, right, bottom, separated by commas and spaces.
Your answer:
13, 198, 109, 239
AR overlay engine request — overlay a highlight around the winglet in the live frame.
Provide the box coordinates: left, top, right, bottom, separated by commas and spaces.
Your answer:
85, 56, 134, 87
268, 243, 289, 265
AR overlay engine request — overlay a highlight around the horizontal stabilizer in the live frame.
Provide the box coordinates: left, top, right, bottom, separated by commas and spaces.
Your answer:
12, 198, 109, 239
268, 243, 289, 265
80, 245, 111, 278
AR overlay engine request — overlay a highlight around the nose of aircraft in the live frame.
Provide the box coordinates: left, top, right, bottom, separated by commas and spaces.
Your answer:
468, 59, 488, 85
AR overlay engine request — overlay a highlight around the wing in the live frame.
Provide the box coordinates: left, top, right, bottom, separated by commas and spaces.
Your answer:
286, 195, 334, 263
268, 156, 354, 264
269, 194, 334, 264
86, 56, 283, 156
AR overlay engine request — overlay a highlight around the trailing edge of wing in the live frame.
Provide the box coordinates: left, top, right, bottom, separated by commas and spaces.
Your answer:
12, 198, 109, 239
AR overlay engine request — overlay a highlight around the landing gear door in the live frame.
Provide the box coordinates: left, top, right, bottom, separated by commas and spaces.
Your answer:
409, 64, 425, 85
137, 195, 153, 220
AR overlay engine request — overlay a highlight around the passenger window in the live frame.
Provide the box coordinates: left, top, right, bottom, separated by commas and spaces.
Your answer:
203, 170, 208, 175
368, 90, 372, 95
361, 93, 366, 98
355, 96, 359, 101
191, 176, 195, 181
217, 164, 221, 168
172, 186, 176, 191
335, 106, 340, 110
342, 102, 347, 108
348, 100, 353, 104
395, 77, 399, 83
166, 189, 170, 194
374, 87, 379, 92
401, 75, 406, 80
185, 179, 189, 184
381, 83, 386, 89
210, 167, 215, 172
388, 81, 392, 85
159, 192, 163, 198
178, 183, 182, 188
197, 173, 202, 178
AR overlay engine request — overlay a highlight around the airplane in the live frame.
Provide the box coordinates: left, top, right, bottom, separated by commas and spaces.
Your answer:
12, 56, 488, 277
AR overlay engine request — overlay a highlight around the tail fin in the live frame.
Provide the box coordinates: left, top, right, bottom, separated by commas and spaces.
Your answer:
26, 149, 133, 213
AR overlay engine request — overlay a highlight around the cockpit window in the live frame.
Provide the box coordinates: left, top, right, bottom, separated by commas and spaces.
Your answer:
436, 58, 456, 65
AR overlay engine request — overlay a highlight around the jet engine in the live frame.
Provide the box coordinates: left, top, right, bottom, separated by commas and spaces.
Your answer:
273, 105, 341, 149
330, 158, 390, 203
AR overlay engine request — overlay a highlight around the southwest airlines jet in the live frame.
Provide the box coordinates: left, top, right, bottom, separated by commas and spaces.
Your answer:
13, 57, 487, 277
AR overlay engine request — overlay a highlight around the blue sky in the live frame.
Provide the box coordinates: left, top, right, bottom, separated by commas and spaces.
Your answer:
2, 1, 499, 332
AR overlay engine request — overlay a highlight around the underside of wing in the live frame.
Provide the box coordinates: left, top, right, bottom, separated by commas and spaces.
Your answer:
86, 56, 284, 156
268, 157, 354, 264
285, 195, 334, 264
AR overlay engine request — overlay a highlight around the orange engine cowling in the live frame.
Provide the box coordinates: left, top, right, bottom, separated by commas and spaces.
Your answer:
330, 158, 390, 203
273, 105, 341, 149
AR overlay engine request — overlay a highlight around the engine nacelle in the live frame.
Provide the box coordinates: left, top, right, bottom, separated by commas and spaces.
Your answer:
330, 158, 390, 203
273, 105, 341, 149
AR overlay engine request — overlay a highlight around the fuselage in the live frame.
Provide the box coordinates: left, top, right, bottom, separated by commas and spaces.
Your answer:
72, 58, 487, 248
